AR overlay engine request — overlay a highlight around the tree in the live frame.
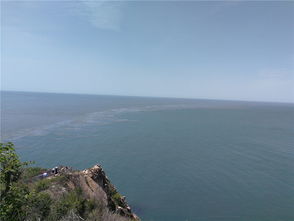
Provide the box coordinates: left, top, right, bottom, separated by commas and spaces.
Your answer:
0, 142, 31, 220
0, 142, 29, 195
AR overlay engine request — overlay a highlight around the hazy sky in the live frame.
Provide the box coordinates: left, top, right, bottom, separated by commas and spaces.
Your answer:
1, 1, 294, 102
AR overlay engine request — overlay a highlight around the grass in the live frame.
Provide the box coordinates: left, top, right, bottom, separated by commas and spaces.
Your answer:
34, 179, 51, 192
109, 187, 125, 207
50, 189, 95, 220
112, 192, 122, 202
22, 167, 46, 181
33, 175, 67, 192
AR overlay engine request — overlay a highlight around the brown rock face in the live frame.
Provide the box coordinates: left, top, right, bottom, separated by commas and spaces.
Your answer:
59, 165, 140, 220
82, 165, 140, 220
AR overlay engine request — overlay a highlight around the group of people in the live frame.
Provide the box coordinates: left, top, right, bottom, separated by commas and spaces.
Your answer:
41, 166, 59, 178
51, 166, 59, 174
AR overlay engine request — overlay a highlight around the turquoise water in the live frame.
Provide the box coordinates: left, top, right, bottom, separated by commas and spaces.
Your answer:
1, 91, 294, 221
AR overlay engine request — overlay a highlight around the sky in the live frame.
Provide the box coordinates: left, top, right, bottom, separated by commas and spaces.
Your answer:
1, 0, 294, 103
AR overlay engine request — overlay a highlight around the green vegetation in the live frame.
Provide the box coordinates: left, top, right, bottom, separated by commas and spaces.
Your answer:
32, 175, 67, 193
25, 191, 52, 220
0, 142, 30, 194
0, 142, 91, 220
34, 179, 51, 192
109, 184, 124, 207
0, 142, 31, 220
0, 142, 134, 221
112, 191, 125, 207
50, 189, 96, 220
22, 167, 46, 181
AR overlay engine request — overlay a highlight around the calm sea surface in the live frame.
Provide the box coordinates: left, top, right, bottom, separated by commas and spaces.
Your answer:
1, 91, 294, 221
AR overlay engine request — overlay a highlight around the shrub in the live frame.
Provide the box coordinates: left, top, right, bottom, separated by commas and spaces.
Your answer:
34, 179, 51, 192
22, 167, 46, 181
51, 174, 68, 185
0, 142, 31, 195
0, 142, 31, 221
0, 183, 30, 221
50, 189, 86, 220
26, 191, 52, 219
33, 175, 67, 193
110, 188, 124, 207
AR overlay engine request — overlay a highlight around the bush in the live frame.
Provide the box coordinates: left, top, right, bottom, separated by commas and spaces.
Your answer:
22, 167, 46, 181
0, 183, 30, 221
109, 187, 124, 207
0, 142, 30, 195
26, 191, 52, 219
0, 142, 31, 221
112, 192, 123, 206
50, 189, 86, 220
51, 174, 68, 185
33, 175, 67, 192
48, 189, 102, 220
34, 179, 51, 192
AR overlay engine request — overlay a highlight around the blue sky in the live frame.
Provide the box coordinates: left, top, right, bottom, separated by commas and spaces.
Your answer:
1, 1, 294, 102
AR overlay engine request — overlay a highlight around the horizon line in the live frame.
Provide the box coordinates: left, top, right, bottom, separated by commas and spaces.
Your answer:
1, 89, 293, 105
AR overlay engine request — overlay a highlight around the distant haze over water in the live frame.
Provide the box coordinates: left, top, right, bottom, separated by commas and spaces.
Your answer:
1, 91, 294, 221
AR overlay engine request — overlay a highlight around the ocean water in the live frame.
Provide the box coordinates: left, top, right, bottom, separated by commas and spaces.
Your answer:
1, 91, 294, 221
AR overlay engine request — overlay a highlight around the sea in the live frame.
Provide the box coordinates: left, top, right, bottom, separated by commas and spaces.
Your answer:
1, 91, 294, 221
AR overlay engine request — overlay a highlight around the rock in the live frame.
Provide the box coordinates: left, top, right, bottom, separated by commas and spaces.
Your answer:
56, 164, 140, 220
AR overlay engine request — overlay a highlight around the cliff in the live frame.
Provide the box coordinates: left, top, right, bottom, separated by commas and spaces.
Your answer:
1, 142, 139, 221
29, 164, 140, 221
